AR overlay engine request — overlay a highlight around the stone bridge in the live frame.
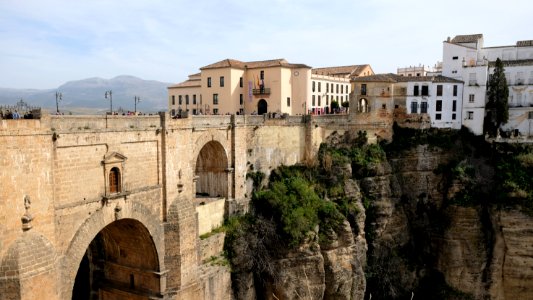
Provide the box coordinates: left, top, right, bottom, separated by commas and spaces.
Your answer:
0, 111, 391, 299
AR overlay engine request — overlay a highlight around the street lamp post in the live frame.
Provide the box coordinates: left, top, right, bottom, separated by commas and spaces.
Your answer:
134, 96, 141, 114
105, 90, 113, 114
55, 91, 62, 114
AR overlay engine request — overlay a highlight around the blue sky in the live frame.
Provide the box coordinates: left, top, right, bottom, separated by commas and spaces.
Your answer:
1, 0, 532, 89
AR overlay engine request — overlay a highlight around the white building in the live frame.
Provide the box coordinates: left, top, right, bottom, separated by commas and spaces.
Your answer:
442, 34, 533, 136
405, 76, 463, 129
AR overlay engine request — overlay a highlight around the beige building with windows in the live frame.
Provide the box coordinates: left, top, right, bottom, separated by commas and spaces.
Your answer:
310, 65, 374, 114
168, 73, 201, 116
169, 58, 311, 116
169, 59, 374, 116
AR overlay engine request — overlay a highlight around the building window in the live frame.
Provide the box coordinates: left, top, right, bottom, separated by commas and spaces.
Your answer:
326, 96, 329, 105
213, 108, 219, 115
312, 95, 315, 106
467, 111, 474, 120
318, 82, 321, 93
193, 94, 197, 105
213, 94, 218, 105
220, 76, 224, 87
453, 85, 458, 96
452, 113, 456, 120
516, 72, 524, 85
318, 95, 321, 106
287, 97, 291, 107
336, 84, 339, 93
172, 95, 175, 105
469, 94, 475, 103
421, 85, 429, 96
452, 56, 458, 60
437, 85, 443, 96
207, 77, 212, 87
436, 100, 442, 112
361, 84, 367, 96
414, 85, 419, 96
469, 73, 477, 85
193, 109, 197, 115
452, 100, 457, 112
436, 113, 442, 120
326, 83, 329, 93
260, 71, 264, 79
240, 77, 243, 88
240, 94, 243, 105
312, 81, 315, 92
331, 83, 334, 92
185, 95, 189, 105
341, 85, 344, 94
171, 109, 175, 116
109, 167, 121, 194
421, 102, 428, 113
179, 95, 183, 105
411, 102, 418, 113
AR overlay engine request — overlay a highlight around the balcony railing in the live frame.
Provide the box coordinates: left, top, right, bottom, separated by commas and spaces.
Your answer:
253, 88, 271, 95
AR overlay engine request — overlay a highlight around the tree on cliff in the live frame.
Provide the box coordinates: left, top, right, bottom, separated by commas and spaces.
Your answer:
485, 58, 509, 134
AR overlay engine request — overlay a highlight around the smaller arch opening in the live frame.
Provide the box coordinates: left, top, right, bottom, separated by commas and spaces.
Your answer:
109, 167, 121, 194
358, 98, 368, 113
258, 99, 268, 115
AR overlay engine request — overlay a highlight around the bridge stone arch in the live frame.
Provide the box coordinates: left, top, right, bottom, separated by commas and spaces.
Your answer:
61, 200, 165, 299
192, 130, 233, 199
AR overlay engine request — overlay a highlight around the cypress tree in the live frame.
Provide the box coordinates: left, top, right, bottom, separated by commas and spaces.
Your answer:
486, 58, 509, 131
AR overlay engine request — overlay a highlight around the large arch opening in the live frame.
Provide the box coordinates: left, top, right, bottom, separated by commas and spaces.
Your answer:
258, 99, 268, 115
195, 141, 228, 198
71, 219, 161, 300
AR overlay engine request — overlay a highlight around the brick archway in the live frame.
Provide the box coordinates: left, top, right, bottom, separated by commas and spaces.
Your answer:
61, 201, 165, 299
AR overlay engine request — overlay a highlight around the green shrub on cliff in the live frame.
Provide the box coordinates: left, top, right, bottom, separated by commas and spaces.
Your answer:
252, 166, 344, 247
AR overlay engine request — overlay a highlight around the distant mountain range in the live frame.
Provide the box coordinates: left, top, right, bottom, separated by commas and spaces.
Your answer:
0, 75, 172, 114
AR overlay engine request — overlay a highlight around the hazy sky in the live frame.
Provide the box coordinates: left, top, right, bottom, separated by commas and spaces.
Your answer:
1, 0, 532, 89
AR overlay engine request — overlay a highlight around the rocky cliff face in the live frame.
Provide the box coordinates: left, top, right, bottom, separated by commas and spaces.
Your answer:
228, 130, 533, 300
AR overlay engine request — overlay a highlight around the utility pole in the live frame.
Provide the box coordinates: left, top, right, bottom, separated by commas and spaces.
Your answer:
134, 96, 141, 114
55, 91, 62, 114
105, 90, 113, 114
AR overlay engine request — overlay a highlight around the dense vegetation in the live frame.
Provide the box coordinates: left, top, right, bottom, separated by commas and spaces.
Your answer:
223, 124, 533, 299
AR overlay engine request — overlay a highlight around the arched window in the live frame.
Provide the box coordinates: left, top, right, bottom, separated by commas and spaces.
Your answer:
109, 167, 121, 193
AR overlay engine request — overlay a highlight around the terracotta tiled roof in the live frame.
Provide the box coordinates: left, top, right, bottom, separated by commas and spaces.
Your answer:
351, 73, 463, 84
200, 59, 246, 70
168, 78, 201, 89
450, 34, 483, 44
200, 58, 311, 70
350, 73, 402, 83
312, 64, 373, 77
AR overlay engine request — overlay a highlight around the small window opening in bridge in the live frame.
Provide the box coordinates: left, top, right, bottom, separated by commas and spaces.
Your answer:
130, 274, 135, 289
109, 167, 121, 194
